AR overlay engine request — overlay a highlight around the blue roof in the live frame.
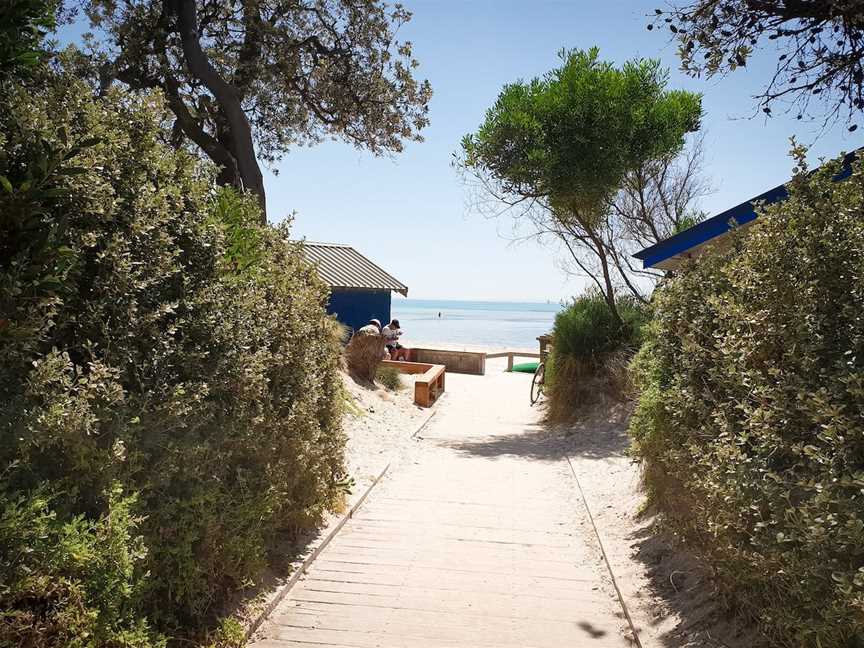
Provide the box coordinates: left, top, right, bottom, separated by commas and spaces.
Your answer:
634, 150, 858, 270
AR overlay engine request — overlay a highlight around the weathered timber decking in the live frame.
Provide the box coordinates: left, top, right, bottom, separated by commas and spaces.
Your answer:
252, 361, 631, 647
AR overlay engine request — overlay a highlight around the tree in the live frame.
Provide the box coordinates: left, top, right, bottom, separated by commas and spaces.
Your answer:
458, 48, 702, 322
603, 137, 711, 301
651, 1, 864, 128
84, 0, 432, 220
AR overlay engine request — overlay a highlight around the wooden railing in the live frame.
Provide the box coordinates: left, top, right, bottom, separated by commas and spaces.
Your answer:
485, 351, 541, 372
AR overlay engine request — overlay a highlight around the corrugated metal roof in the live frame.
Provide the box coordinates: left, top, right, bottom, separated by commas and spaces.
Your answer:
299, 242, 408, 296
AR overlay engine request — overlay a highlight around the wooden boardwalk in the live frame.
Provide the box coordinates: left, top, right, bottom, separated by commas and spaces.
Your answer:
252, 364, 631, 647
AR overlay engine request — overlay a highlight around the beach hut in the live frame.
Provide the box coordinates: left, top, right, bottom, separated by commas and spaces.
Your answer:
300, 242, 408, 333
634, 149, 859, 270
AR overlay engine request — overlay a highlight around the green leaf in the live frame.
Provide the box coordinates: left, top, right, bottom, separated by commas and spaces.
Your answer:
0, 176, 12, 194
57, 167, 88, 176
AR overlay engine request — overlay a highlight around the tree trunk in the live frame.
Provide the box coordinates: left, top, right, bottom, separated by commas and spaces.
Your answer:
593, 243, 624, 326
170, 0, 267, 223
575, 212, 624, 327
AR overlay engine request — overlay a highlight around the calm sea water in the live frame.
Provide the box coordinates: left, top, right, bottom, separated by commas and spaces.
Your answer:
391, 299, 560, 351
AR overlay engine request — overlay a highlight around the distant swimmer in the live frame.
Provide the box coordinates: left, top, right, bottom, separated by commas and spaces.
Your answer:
438, 311, 442, 318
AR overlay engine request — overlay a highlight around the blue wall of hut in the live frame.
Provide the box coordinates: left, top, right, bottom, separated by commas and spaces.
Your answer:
326, 288, 392, 334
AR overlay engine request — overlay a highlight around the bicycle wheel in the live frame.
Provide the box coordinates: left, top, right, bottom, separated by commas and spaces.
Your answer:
530, 362, 545, 405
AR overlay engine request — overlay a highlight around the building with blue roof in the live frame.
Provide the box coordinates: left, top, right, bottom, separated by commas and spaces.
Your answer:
634, 150, 858, 271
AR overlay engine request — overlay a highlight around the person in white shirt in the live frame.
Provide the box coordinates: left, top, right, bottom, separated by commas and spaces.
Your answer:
382, 319, 406, 360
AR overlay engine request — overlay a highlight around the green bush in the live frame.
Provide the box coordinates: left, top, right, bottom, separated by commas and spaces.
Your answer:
0, 73, 345, 642
552, 292, 646, 360
0, 483, 162, 648
629, 147, 864, 647
545, 292, 647, 420
376, 365, 403, 391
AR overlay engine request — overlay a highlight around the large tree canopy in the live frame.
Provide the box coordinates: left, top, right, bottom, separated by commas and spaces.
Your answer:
651, 1, 864, 127
459, 48, 702, 321
461, 48, 701, 218
83, 0, 432, 218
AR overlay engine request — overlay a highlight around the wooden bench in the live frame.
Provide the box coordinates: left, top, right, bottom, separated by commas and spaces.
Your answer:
380, 360, 446, 407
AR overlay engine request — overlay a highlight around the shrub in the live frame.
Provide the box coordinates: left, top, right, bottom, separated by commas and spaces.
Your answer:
0, 73, 345, 641
376, 365, 403, 391
629, 147, 864, 647
0, 483, 162, 648
545, 292, 647, 420
345, 326, 384, 382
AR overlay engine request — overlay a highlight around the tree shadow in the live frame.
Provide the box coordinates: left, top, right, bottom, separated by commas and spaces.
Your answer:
440, 406, 631, 462
439, 424, 573, 462
440, 405, 760, 647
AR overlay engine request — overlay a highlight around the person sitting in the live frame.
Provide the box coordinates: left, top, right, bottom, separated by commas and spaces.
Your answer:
382, 319, 407, 361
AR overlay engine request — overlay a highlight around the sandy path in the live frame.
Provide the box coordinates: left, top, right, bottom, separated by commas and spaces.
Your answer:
251, 360, 633, 647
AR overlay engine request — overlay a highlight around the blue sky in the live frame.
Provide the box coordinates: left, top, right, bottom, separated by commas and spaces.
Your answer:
60, 1, 858, 302
268, 0, 855, 302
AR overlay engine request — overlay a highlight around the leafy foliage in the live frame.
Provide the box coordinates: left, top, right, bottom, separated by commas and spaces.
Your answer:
0, 73, 345, 641
459, 47, 701, 323
461, 47, 701, 217
0, 0, 56, 82
629, 147, 864, 646
552, 292, 646, 360
545, 292, 646, 421
651, 1, 864, 128
376, 364, 403, 391
0, 484, 162, 648
82, 0, 432, 212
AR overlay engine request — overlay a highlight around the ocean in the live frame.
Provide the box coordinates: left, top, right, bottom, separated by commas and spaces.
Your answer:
391, 299, 561, 351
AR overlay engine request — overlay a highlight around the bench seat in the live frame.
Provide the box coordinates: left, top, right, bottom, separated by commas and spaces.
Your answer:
380, 360, 446, 407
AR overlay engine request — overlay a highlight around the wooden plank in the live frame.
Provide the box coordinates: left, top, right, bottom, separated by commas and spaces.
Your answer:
250, 363, 632, 648
380, 359, 432, 374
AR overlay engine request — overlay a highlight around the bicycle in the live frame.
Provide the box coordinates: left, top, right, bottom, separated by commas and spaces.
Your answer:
530, 361, 545, 406
530, 341, 552, 406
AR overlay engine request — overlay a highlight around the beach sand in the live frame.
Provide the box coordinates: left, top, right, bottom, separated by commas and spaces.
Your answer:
401, 338, 539, 354
561, 409, 759, 647
340, 370, 430, 493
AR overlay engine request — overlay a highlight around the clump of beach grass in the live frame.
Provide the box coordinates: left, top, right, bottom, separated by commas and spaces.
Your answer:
376, 365, 403, 391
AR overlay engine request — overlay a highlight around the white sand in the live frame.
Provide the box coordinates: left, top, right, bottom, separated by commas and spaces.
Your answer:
341, 371, 432, 497
401, 338, 539, 354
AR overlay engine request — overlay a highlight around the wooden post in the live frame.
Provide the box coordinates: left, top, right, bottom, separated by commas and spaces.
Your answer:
507, 353, 514, 372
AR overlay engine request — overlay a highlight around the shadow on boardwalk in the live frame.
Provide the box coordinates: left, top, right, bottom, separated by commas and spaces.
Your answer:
442, 417, 627, 462
444, 406, 761, 648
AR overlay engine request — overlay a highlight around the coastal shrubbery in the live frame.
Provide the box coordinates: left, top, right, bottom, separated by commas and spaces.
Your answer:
629, 149, 864, 647
545, 292, 647, 421
0, 73, 345, 644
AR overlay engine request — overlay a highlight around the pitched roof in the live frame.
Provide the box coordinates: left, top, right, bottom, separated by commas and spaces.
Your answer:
634, 148, 860, 271
299, 242, 408, 296
633, 182, 787, 271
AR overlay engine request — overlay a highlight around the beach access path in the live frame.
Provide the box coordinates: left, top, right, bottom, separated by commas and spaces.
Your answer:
251, 358, 633, 647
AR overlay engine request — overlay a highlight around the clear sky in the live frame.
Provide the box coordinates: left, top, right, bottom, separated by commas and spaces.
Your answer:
59, 1, 858, 302
264, 0, 856, 303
